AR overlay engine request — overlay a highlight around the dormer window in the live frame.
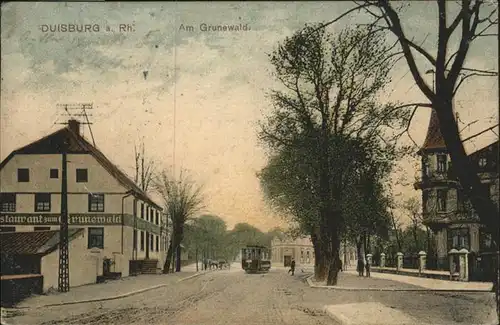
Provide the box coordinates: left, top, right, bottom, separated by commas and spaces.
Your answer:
437, 154, 447, 173
478, 157, 487, 168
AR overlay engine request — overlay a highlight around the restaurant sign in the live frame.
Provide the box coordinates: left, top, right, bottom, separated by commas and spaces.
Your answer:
0, 214, 122, 225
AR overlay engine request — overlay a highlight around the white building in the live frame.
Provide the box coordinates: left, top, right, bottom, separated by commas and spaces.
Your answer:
271, 236, 315, 267
271, 235, 357, 269
0, 119, 168, 290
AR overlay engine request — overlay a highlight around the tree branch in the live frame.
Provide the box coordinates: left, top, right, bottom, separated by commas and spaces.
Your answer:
447, 0, 482, 88
379, 1, 436, 100
461, 123, 500, 142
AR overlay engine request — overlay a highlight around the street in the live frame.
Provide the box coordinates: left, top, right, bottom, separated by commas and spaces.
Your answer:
4, 264, 496, 325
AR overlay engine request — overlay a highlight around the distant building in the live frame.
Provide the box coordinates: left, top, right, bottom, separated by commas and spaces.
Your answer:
271, 236, 315, 267
414, 109, 499, 280
0, 119, 168, 290
270, 234, 357, 268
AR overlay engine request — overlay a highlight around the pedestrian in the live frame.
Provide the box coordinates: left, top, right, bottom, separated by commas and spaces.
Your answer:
357, 259, 365, 277
365, 260, 371, 277
288, 259, 296, 276
339, 258, 343, 272
203, 258, 208, 271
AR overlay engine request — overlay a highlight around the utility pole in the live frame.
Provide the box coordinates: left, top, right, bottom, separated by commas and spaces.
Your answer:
58, 137, 70, 292
55, 103, 94, 292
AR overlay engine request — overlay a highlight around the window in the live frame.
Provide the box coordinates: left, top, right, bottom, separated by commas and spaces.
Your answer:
88, 227, 104, 249
0, 193, 16, 212
35, 193, 51, 212
437, 189, 447, 212
479, 229, 494, 251
76, 168, 88, 182
422, 157, 430, 177
133, 229, 137, 250
88, 194, 104, 212
150, 234, 154, 250
141, 203, 144, 219
50, 169, 59, 179
17, 168, 29, 182
437, 154, 447, 173
478, 157, 487, 168
34, 226, 51, 231
150, 208, 153, 222
155, 236, 159, 252
0, 227, 16, 233
447, 228, 470, 250
146, 207, 149, 222
155, 211, 159, 225
140, 231, 145, 251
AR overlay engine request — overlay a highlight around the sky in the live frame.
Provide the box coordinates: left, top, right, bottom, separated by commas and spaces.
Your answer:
1, 1, 498, 232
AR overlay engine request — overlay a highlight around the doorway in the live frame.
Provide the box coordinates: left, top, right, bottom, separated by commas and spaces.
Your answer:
284, 255, 292, 267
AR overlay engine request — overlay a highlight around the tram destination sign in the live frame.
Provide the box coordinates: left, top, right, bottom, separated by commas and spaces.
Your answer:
0, 214, 122, 225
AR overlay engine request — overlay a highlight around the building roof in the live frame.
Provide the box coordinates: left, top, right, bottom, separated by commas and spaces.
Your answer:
0, 121, 162, 210
417, 108, 447, 155
0, 229, 84, 256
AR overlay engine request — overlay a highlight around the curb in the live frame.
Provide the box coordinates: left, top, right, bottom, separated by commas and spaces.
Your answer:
322, 306, 352, 325
3, 271, 210, 310
306, 275, 492, 293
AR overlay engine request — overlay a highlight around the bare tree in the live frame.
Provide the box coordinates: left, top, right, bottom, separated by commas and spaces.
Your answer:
154, 169, 204, 273
401, 197, 423, 252
320, 0, 499, 244
320, 1, 499, 318
134, 141, 156, 193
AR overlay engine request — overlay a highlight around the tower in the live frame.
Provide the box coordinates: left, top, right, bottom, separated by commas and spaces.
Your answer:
414, 108, 452, 269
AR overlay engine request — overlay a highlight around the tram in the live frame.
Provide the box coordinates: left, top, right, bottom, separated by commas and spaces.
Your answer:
241, 245, 271, 273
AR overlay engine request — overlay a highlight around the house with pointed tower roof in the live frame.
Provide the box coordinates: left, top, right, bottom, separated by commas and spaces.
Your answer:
414, 109, 499, 281
1, 119, 168, 292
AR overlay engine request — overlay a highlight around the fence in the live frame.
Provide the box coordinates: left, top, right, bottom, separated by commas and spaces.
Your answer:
426, 256, 449, 271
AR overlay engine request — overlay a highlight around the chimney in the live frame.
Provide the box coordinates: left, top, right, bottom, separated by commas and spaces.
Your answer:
67, 119, 80, 135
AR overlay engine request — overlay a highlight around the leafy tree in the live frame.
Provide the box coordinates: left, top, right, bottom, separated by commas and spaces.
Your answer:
230, 223, 267, 246
154, 169, 204, 273
259, 23, 411, 285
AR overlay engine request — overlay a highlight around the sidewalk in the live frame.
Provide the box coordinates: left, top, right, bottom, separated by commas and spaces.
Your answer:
309, 271, 421, 290
9, 265, 209, 309
307, 269, 492, 291
344, 270, 493, 291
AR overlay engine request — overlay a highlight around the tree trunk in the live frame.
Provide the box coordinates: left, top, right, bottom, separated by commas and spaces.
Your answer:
326, 236, 342, 286
311, 229, 327, 281
195, 247, 199, 272
315, 243, 328, 281
343, 239, 348, 271
163, 237, 174, 274
175, 244, 182, 272
412, 224, 419, 252
390, 211, 402, 251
